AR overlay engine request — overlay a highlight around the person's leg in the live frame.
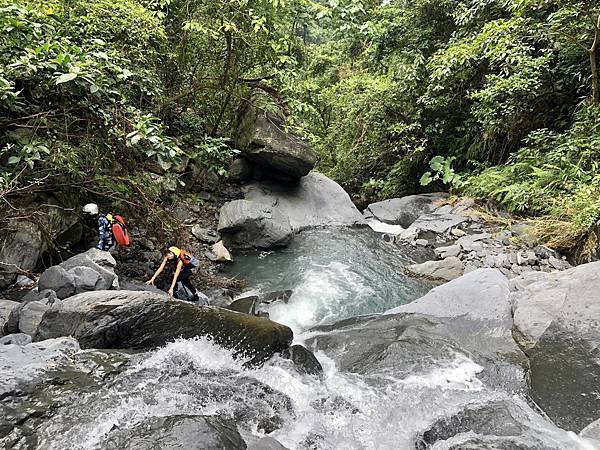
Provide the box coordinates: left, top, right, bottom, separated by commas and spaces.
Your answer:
176, 266, 198, 301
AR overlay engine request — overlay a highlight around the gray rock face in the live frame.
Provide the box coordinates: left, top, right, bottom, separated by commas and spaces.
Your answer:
102, 415, 246, 450
247, 437, 288, 450
408, 213, 469, 236
238, 112, 317, 180
191, 225, 221, 244
0, 333, 32, 345
364, 193, 448, 227
0, 300, 20, 336
280, 344, 323, 377
38, 266, 76, 300
405, 256, 465, 282
70, 266, 103, 293
385, 269, 527, 391
18, 301, 51, 336
414, 400, 562, 450
580, 418, 600, 444
0, 221, 43, 288
511, 262, 600, 431
0, 198, 81, 287
35, 290, 293, 365
228, 157, 253, 183
244, 172, 365, 231
218, 200, 293, 249
0, 337, 80, 398
59, 248, 118, 289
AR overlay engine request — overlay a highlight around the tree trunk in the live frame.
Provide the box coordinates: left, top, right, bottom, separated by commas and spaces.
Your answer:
591, 48, 599, 103
590, 15, 600, 104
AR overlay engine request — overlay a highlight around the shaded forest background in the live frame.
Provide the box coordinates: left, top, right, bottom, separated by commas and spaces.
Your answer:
1, 0, 599, 258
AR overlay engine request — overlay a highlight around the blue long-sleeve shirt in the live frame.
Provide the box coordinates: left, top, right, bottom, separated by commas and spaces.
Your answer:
96, 214, 114, 250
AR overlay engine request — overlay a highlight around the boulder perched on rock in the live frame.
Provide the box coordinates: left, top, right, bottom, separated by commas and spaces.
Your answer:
59, 248, 118, 290
35, 290, 293, 365
218, 200, 293, 249
364, 193, 448, 227
102, 415, 246, 450
236, 105, 317, 180
37, 266, 76, 299
405, 256, 464, 282
511, 262, 600, 431
0, 300, 19, 336
243, 172, 365, 231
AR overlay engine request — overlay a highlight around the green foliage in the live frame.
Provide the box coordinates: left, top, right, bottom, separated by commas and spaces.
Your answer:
462, 104, 600, 248
420, 156, 462, 187
190, 136, 237, 177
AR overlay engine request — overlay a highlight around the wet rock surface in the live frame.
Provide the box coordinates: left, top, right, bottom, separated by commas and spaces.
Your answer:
35, 290, 293, 364
511, 262, 600, 431
414, 400, 562, 450
102, 415, 247, 450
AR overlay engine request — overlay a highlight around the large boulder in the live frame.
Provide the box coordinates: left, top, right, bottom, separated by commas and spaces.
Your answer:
59, 248, 118, 290
414, 399, 565, 450
243, 172, 365, 231
405, 256, 465, 282
511, 262, 600, 431
0, 300, 19, 336
34, 290, 293, 365
0, 337, 80, 399
218, 200, 293, 249
102, 415, 246, 450
18, 301, 51, 336
309, 270, 528, 393
236, 106, 317, 180
384, 269, 527, 391
0, 221, 43, 288
0, 196, 81, 287
364, 193, 448, 227
37, 266, 76, 300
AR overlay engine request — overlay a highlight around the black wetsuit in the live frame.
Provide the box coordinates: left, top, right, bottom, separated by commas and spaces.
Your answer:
175, 263, 198, 301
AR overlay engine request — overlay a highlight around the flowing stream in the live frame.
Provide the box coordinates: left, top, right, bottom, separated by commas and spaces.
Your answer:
4, 228, 597, 449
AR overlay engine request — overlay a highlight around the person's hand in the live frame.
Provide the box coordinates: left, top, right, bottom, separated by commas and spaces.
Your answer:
168, 287, 174, 298
145, 278, 155, 286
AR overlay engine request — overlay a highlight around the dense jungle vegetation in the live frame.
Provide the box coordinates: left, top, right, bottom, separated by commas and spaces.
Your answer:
1, 0, 599, 257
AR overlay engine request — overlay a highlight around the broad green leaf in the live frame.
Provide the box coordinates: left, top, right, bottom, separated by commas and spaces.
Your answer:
56, 72, 77, 84
420, 172, 433, 186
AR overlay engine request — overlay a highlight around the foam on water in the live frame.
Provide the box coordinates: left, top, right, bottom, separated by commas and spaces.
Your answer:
32, 337, 594, 450
226, 228, 431, 333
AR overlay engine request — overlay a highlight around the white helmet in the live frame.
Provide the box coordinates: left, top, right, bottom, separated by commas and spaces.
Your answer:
82, 203, 99, 215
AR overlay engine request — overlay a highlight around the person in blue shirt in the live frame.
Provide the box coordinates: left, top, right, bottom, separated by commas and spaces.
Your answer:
83, 203, 114, 251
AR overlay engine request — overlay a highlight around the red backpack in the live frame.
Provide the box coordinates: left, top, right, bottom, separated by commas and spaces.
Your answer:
108, 214, 130, 246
